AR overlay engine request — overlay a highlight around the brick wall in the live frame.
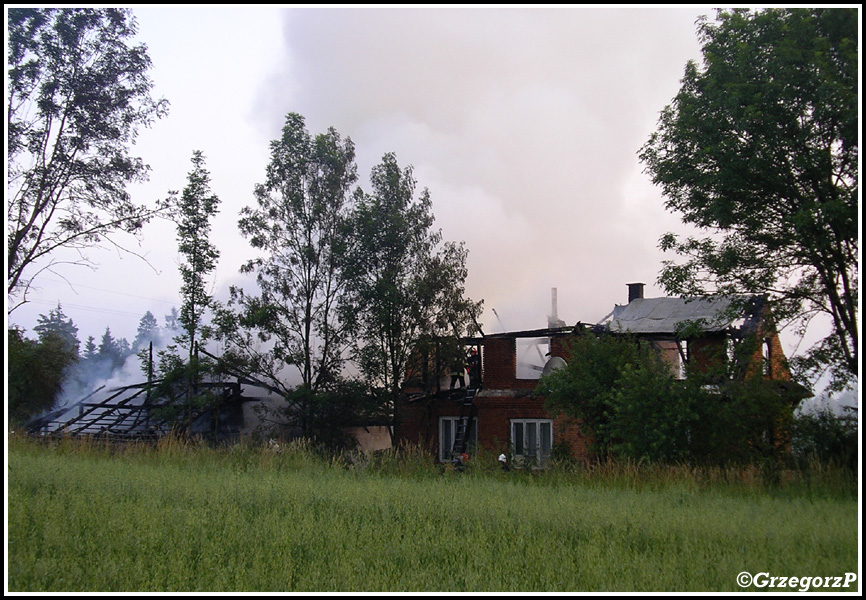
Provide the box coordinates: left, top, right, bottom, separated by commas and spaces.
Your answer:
396, 333, 594, 460
396, 391, 593, 460
481, 337, 516, 389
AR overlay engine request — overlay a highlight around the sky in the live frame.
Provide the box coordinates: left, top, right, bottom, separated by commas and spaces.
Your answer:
4, 6, 852, 405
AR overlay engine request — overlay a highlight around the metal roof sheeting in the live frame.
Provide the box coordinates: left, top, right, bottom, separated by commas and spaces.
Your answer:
608, 297, 740, 334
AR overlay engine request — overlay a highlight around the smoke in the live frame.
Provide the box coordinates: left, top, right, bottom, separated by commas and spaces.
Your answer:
57, 353, 148, 410
35, 328, 173, 434
253, 7, 709, 331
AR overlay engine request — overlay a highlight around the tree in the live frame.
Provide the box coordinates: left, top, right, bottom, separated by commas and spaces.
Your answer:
7, 8, 169, 310
538, 332, 658, 460
33, 302, 79, 357
8, 327, 79, 423
538, 332, 800, 465
170, 150, 220, 365
82, 335, 98, 361
342, 153, 482, 404
791, 404, 857, 470
97, 326, 122, 369
639, 9, 858, 393
133, 310, 161, 351
230, 113, 357, 393
149, 151, 221, 427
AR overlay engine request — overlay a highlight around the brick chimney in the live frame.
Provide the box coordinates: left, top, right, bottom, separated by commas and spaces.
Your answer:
627, 282, 645, 303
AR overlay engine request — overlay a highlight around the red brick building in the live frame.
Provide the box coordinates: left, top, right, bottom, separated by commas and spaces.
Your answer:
394, 284, 793, 464
396, 328, 591, 464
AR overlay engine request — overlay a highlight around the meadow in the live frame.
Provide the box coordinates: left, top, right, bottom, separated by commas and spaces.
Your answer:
7, 435, 859, 592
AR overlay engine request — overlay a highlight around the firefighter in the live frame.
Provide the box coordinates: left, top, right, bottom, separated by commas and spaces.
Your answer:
449, 354, 466, 389
467, 347, 481, 389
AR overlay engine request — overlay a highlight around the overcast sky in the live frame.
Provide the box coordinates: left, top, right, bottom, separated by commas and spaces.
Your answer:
9, 5, 722, 341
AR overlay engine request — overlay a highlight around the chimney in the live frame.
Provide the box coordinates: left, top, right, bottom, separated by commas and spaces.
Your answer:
627, 282, 645, 303
548, 287, 566, 328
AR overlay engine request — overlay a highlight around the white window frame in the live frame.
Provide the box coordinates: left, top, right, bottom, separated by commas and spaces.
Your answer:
510, 418, 553, 467
439, 416, 478, 462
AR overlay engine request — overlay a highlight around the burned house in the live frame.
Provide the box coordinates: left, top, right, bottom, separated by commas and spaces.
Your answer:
604, 282, 792, 382
395, 284, 795, 464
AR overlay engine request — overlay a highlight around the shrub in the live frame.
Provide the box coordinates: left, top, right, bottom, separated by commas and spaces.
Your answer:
791, 405, 858, 471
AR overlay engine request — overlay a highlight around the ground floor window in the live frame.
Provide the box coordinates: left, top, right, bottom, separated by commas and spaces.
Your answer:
439, 416, 477, 461
511, 419, 553, 466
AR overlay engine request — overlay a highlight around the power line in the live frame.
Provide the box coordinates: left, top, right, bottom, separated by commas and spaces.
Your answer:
37, 277, 179, 306
20, 298, 163, 320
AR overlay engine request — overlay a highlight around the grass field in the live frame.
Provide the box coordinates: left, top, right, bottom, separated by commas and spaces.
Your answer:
7, 435, 859, 592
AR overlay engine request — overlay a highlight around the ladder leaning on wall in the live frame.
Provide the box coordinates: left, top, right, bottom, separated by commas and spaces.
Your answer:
451, 386, 478, 459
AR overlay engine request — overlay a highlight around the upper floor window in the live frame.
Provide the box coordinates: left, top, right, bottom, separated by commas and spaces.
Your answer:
516, 337, 549, 380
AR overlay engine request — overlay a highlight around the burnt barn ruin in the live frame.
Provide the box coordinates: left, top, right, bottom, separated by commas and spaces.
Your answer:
25, 345, 283, 441
24, 344, 393, 450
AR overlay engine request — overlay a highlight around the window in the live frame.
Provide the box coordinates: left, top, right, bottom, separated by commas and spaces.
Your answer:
439, 416, 477, 462
511, 419, 553, 466
516, 337, 550, 380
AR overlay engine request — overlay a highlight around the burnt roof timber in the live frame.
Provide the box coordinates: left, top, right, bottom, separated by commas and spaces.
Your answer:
459, 325, 579, 344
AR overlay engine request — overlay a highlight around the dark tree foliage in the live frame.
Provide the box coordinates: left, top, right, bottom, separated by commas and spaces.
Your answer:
7, 8, 169, 310
281, 381, 392, 451
32, 302, 79, 357
538, 332, 800, 465
342, 153, 483, 402
82, 335, 98, 361
68, 325, 130, 384
791, 405, 858, 471
97, 326, 125, 371
169, 150, 220, 364
640, 9, 858, 393
8, 327, 79, 423
538, 333, 669, 460
133, 310, 161, 351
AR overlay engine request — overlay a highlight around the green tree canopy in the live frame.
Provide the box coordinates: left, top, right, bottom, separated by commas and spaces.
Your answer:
7, 8, 169, 310
639, 8, 858, 393
342, 153, 482, 401
230, 113, 358, 394
133, 310, 161, 351
82, 335, 98, 361
169, 150, 221, 364
8, 327, 79, 423
538, 332, 800, 464
97, 326, 124, 371
145, 151, 222, 429
33, 302, 79, 358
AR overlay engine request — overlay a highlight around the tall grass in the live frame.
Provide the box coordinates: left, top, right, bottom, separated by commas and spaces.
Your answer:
7, 434, 859, 592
